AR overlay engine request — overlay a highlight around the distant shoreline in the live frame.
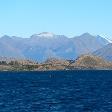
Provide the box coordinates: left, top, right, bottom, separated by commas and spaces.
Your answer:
0, 69, 112, 72
0, 55, 112, 71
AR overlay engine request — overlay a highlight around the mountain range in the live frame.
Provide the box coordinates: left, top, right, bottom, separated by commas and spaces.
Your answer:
0, 32, 111, 62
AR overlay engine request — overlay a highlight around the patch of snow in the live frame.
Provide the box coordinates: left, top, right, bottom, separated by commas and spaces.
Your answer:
105, 38, 112, 43
36, 32, 55, 38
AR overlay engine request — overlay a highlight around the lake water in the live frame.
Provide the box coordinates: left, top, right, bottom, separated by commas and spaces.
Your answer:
0, 71, 112, 112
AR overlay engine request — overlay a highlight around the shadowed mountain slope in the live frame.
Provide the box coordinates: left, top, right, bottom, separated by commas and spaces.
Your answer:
93, 43, 112, 61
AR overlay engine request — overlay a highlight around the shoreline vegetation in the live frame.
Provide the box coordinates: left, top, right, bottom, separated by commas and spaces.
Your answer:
0, 55, 112, 71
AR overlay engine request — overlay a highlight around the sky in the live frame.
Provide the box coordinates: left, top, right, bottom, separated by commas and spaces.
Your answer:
0, 0, 112, 39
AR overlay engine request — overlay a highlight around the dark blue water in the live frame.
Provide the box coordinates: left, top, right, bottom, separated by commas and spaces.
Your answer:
0, 71, 112, 112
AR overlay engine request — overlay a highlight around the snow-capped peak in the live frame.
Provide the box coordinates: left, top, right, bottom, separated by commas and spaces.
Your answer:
105, 38, 112, 43
36, 32, 55, 38
96, 35, 112, 43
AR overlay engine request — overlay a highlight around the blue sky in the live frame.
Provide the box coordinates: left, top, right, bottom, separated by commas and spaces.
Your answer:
0, 0, 112, 38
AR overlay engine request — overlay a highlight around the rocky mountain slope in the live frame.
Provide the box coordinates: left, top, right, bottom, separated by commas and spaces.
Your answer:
69, 55, 112, 70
